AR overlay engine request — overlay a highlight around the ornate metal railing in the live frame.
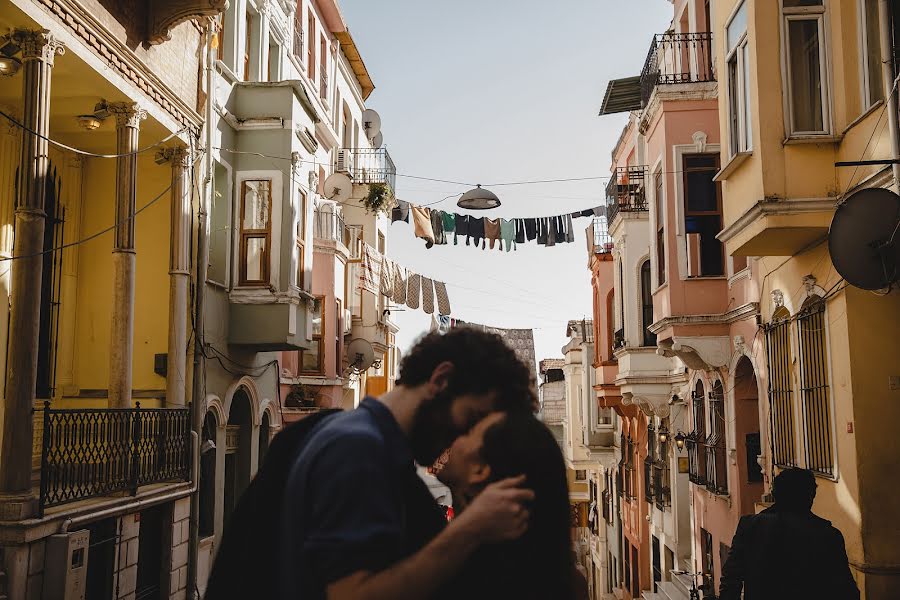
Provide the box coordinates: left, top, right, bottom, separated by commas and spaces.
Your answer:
606, 166, 648, 223
39, 403, 191, 515
352, 148, 397, 194
641, 32, 715, 106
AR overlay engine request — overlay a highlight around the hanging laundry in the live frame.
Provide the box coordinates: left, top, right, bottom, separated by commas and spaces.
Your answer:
592, 205, 606, 218
546, 217, 557, 247
434, 280, 452, 315
537, 217, 548, 245
565, 213, 575, 243
455, 214, 470, 246
438, 314, 452, 333
411, 206, 436, 248
391, 199, 410, 223
514, 219, 525, 244
442, 212, 456, 234
554, 215, 567, 244
580, 209, 594, 218
429, 312, 440, 332
407, 273, 421, 309
431, 210, 447, 245
380, 257, 395, 297
392, 264, 408, 304
525, 218, 537, 241
360, 244, 381, 293
469, 217, 485, 248
422, 277, 435, 314
484, 218, 501, 250
500, 219, 516, 252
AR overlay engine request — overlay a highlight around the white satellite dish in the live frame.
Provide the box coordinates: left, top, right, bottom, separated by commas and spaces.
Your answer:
371, 131, 384, 149
346, 338, 376, 372
323, 172, 352, 203
363, 108, 382, 139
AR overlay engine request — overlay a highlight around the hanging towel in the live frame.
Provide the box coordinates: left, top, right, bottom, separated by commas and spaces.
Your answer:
469, 217, 485, 248
515, 219, 526, 244
380, 257, 394, 297
429, 312, 440, 332
422, 277, 435, 314
407, 273, 421, 309
500, 219, 516, 252
580, 209, 594, 218
565, 213, 575, 243
392, 264, 408, 304
555, 215, 566, 244
455, 214, 469, 246
431, 210, 447, 245
360, 244, 380, 293
484, 218, 501, 250
592, 205, 607, 218
525, 218, 538, 241
412, 206, 436, 248
435, 280, 452, 315
546, 217, 557, 247
537, 218, 547, 245
391, 200, 410, 223
442, 212, 456, 234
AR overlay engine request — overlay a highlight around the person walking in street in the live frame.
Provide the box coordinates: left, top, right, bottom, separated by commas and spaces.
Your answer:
719, 468, 860, 600
434, 411, 585, 600
275, 327, 537, 600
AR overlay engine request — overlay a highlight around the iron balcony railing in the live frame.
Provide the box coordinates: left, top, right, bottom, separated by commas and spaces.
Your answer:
640, 31, 715, 107
352, 148, 397, 194
606, 166, 648, 223
313, 208, 349, 246
39, 403, 191, 515
587, 217, 613, 255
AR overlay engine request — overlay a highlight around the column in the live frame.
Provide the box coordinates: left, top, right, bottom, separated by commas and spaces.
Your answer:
0, 29, 63, 513
158, 146, 191, 407
107, 102, 146, 409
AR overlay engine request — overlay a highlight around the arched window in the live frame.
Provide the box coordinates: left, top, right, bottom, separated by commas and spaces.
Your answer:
640, 260, 657, 347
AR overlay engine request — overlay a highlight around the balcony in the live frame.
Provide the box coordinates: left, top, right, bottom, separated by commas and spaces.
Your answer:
640, 32, 715, 106
586, 217, 613, 255
352, 148, 397, 194
39, 403, 191, 515
606, 166, 648, 224
314, 208, 349, 247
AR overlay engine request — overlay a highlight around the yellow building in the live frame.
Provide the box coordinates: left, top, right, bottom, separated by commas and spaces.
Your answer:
711, 0, 900, 597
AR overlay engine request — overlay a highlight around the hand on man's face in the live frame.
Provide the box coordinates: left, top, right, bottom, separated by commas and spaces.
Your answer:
454, 475, 534, 543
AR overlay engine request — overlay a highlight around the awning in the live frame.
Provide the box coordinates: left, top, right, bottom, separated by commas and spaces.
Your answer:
599, 76, 642, 115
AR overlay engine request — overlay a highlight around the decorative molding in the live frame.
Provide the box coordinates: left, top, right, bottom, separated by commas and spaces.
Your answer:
108, 101, 148, 129
692, 131, 708, 153
648, 302, 760, 334
11, 28, 65, 65
657, 336, 731, 371
772, 289, 784, 310
147, 0, 227, 46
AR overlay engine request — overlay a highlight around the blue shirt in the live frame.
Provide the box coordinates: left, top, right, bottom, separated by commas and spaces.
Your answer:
280, 398, 445, 599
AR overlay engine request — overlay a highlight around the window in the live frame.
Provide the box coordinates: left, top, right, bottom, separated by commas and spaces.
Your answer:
783, 0, 830, 134
300, 296, 324, 374
209, 162, 229, 285
860, 0, 885, 108
292, 2, 304, 63
701, 528, 715, 593
268, 40, 280, 82
239, 180, 271, 286
307, 9, 316, 82
575, 470, 587, 481
655, 169, 666, 285
732, 254, 749, 274
335, 299, 342, 374
654, 418, 671, 510
687, 381, 707, 484
765, 306, 797, 467
640, 260, 656, 347
645, 423, 656, 503
216, 13, 225, 62
706, 381, 728, 494
296, 190, 307, 289
319, 34, 328, 99
726, 1, 752, 154
683, 154, 724, 277
797, 296, 833, 475
243, 10, 252, 81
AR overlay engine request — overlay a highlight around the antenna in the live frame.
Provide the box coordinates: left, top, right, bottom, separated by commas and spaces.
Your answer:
371, 131, 384, 149
346, 338, 377, 373
829, 187, 900, 290
323, 172, 352, 203
362, 108, 382, 139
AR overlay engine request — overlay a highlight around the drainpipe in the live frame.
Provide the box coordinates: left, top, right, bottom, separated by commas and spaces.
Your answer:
186, 19, 215, 600
879, 0, 900, 190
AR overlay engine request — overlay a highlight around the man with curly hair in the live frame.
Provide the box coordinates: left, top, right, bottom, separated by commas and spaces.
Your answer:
279, 327, 537, 600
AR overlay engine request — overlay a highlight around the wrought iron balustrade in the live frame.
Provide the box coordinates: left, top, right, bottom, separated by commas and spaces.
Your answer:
640, 31, 715, 106
39, 403, 191, 515
606, 166, 648, 224
351, 148, 397, 193
644, 456, 655, 503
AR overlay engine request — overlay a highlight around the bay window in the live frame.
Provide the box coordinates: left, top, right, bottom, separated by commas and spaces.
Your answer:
726, 1, 752, 155
783, 0, 830, 135
239, 180, 272, 286
300, 296, 324, 374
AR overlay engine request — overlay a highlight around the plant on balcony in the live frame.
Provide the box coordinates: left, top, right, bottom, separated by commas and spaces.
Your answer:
363, 182, 392, 214
285, 383, 319, 408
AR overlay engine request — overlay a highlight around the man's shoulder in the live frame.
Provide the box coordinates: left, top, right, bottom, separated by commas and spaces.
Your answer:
296, 409, 388, 469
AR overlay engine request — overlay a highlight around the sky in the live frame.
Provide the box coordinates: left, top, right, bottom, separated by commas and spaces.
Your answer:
340, 0, 673, 366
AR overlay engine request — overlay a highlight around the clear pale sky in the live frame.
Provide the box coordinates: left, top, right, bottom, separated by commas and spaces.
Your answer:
340, 0, 673, 366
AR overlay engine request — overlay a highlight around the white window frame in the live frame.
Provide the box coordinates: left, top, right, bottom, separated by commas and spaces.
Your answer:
725, 0, 752, 156
780, 0, 832, 136
858, 0, 885, 110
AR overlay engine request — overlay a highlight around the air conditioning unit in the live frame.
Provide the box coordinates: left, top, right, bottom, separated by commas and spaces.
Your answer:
44, 530, 90, 600
343, 309, 353, 335
335, 149, 355, 178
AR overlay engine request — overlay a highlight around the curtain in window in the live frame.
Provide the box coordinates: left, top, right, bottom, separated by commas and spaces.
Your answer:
788, 19, 824, 132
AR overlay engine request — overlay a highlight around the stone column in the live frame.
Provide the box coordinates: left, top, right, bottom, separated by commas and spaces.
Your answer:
158, 146, 191, 407
0, 29, 63, 513
107, 102, 146, 409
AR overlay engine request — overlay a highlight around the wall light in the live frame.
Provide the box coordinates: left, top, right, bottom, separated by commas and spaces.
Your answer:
674, 431, 686, 452
0, 56, 21, 77
77, 115, 102, 131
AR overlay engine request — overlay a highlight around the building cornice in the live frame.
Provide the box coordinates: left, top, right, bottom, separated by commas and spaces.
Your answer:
648, 302, 759, 334
716, 198, 836, 245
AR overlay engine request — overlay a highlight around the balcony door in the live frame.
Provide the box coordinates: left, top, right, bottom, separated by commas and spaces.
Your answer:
683, 154, 724, 277
641, 260, 656, 347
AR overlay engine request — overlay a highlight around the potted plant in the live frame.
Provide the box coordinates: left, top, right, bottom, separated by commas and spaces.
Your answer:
362, 182, 392, 214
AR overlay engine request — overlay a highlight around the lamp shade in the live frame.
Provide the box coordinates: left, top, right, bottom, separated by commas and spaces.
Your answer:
457, 185, 501, 210
0, 56, 21, 77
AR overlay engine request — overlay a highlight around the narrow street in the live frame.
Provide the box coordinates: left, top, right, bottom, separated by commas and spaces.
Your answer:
0, 0, 898, 599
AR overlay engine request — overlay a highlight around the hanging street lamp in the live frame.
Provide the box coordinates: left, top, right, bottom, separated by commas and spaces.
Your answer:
457, 184, 501, 210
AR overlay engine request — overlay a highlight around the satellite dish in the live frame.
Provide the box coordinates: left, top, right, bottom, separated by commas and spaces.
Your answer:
346, 338, 376, 372
371, 131, 384, 149
362, 108, 382, 139
323, 172, 352, 203
829, 187, 900, 290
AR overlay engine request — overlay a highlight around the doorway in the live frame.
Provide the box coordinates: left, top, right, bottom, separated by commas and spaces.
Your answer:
136, 505, 167, 600
84, 518, 117, 600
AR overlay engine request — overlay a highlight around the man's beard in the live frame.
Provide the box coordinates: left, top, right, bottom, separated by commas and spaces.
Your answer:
408, 387, 459, 466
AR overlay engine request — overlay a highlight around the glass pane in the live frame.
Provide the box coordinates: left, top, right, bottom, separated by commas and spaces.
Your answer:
742, 44, 753, 148
242, 180, 270, 230
296, 242, 304, 288
311, 297, 323, 336
301, 345, 322, 373
244, 237, 266, 281
865, 0, 885, 105
726, 2, 747, 51
728, 56, 741, 154
789, 19, 825, 132
685, 172, 718, 213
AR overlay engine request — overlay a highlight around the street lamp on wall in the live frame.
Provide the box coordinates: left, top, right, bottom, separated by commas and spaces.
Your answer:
674, 431, 686, 452
657, 425, 669, 445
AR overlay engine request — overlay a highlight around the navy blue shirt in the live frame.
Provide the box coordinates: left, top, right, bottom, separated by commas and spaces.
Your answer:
280, 398, 445, 599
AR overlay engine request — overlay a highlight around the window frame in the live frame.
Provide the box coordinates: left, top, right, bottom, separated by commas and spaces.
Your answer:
859, 0, 885, 109
299, 295, 326, 375
654, 168, 666, 286
307, 9, 316, 83
781, 0, 832, 136
682, 153, 725, 278
725, 0, 752, 156
243, 9, 253, 82
295, 189, 307, 290
238, 179, 273, 287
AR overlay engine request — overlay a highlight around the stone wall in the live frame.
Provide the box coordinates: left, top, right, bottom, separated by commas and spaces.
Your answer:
541, 380, 566, 425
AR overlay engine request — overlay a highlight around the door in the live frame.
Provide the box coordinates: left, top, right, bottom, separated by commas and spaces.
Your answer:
85, 518, 117, 600
136, 505, 167, 600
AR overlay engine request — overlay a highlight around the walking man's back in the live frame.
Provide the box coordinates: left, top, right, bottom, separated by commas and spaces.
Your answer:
719, 468, 859, 600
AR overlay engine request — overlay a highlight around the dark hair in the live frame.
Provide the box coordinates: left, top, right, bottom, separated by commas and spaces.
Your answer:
397, 328, 537, 412
479, 413, 576, 599
773, 468, 817, 511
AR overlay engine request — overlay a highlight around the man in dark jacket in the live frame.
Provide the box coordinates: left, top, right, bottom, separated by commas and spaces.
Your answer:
719, 468, 859, 600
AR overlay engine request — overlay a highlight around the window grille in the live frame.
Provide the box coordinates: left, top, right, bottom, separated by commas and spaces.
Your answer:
705, 382, 728, 494
687, 384, 707, 484
765, 308, 796, 466
797, 298, 833, 475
